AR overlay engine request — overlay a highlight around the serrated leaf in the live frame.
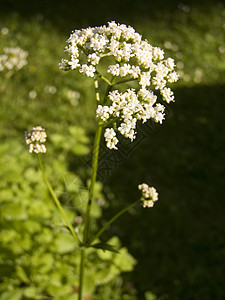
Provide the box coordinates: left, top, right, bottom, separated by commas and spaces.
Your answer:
91, 242, 119, 253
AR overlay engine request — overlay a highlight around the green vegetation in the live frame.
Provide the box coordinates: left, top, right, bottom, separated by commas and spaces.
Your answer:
0, 1, 225, 299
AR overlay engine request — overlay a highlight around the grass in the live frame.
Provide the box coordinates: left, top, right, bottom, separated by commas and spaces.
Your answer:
0, 0, 225, 299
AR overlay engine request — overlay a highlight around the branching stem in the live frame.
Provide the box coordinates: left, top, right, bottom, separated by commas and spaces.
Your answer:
37, 154, 79, 244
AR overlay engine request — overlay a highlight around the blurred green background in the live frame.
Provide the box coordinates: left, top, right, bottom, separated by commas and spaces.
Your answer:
0, 0, 225, 299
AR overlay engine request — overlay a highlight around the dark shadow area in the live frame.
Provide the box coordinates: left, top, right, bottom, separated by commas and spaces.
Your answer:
0, 0, 214, 32
101, 83, 225, 299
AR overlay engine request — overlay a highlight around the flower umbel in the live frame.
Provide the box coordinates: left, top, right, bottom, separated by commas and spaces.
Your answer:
25, 126, 47, 153
138, 183, 158, 208
60, 21, 179, 150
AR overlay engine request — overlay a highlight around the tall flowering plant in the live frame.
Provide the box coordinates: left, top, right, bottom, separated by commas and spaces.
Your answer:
26, 22, 179, 299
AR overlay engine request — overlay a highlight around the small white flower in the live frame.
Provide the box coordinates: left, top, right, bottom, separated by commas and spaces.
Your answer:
165, 57, 175, 70
96, 105, 112, 121
129, 65, 141, 79
143, 200, 154, 208
107, 64, 120, 76
154, 112, 165, 124
79, 64, 95, 77
139, 72, 151, 87
161, 87, 175, 103
167, 71, 179, 83
152, 47, 164, 60
104, 128, 119, 150
138, 183, 158, 208
25, 126, 47, 153
119, 63, 131, 77
68, 57, 80, 70
87, 53, 100, 65
152, 74, 166, 90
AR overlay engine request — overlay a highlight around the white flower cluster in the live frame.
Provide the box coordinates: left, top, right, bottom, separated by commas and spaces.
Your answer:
60, 22, 179, 149
104, 128, 119, 149
25, 126, 47, 153
97, 88, 166, 148
138, 183, 158, 208
0, 47, 28, 72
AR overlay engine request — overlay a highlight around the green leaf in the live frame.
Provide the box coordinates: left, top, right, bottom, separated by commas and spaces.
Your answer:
47, 283, 72, 297
23, 287, 37, 298
53, 232, 76, 254
16, 265, 29, 283
94, 264, 120, 285
114, 248, 137, 272
0, 189, 13, 203
145, 291, 157, 300
91, 242, 119, 253
1, 202, 27, 220
23, 167, 42, 183
0, 289, 23, 300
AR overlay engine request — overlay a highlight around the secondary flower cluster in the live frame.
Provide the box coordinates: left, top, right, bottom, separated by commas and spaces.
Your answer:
138, 183, 158, 208
25, 126, 47, 153
0, 47, 28, 72
59, 21, 179, 149
99, 88, 165, 149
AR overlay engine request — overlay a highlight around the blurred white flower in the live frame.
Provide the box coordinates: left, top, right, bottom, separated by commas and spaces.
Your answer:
0, 47, 28, 72
25, 126, 47, 153
67, 90, 80, 105
44, 85, 57, 94
1, 27, 9, 35
29, 90, 37, 99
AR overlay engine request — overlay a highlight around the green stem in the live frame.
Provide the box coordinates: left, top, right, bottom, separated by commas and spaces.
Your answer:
113, 77, 137, 85
96, 70, 112, 86
103, 76, 115, 104
83, 125, 102, 244
37, 154, 78, 244
91, 199, 141, 244
78, 125, 102, 300
78, 248, 85, 300
94, 76, 100, 102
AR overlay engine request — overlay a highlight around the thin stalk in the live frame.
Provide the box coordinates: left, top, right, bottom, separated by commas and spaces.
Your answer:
94, 76, 100, 102
83, 125, 102, 244
37, 154, 78, 244
78, 125, 102, 300
96, 70, 112, 86
78, 248, 85, 300
90, 199, 141, 244
103, 76, 115, 104
113, 77, 137, 85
